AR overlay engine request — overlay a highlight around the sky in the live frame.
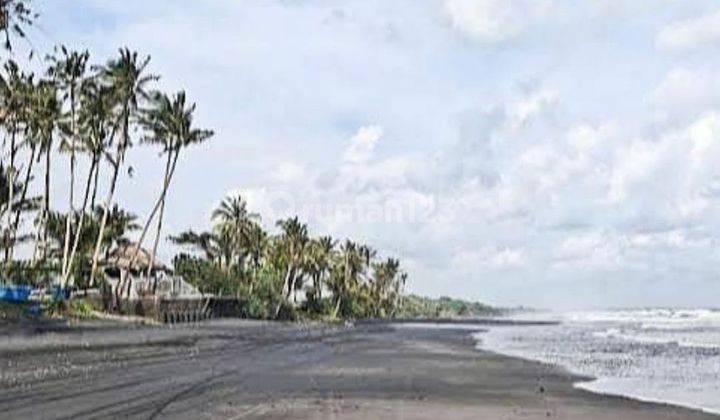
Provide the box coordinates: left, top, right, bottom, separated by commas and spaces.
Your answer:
21, 0, 720, 309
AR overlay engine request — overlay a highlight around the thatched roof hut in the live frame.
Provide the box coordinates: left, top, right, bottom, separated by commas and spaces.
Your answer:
102, 243, 167, 274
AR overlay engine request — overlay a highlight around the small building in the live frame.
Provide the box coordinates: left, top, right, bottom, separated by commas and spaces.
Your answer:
102, 243, 203, 300
102, 243, 169, 279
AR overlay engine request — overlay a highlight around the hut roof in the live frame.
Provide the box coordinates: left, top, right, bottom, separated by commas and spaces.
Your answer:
103, 243, 166, 271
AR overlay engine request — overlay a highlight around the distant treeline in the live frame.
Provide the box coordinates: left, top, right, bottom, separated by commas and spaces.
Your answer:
395, 295, 505, 319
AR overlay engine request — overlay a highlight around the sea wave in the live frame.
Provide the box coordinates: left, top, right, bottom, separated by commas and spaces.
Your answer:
473, 308, 720, 415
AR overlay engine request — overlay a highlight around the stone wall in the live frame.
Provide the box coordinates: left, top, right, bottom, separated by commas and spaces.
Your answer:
90, 296, 252, 323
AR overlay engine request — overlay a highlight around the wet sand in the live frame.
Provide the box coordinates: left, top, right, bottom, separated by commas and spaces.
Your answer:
0, 319, 716, 419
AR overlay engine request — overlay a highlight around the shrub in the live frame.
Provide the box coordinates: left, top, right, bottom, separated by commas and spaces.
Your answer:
69, 299, 94, 318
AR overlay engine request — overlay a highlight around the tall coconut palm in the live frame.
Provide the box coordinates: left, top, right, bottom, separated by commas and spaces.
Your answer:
245, 221, 267, 270
0, 60, 29, 264
210, 193, 258, 270
46, 46, 89, 282
306, 235, 335, 304
9, 74, 45, 257
212, 194, 259, 230
128, 90, 213, 277
63, 78, 113, 285
33, 79, 61, 264
329, 240, 375, 318
330, 240, 354, 318
89, 48, 155, 287
370, 257, 403, 317
273, 216, 309, 316
0, 163, 22, 270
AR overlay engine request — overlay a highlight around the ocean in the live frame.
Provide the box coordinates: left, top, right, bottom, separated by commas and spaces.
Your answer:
474, 309, 720, 415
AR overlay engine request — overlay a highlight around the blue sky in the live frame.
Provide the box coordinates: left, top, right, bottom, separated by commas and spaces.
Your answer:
23, 0, 720, 308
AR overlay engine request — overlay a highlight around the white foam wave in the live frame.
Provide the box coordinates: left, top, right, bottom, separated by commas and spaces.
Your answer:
473, 309, 720, 415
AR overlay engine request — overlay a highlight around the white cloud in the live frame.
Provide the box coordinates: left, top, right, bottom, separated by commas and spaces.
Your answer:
442, 0, 552, 43
453, 246, 526, 269
274, 161, 306, 183
649, 68, 720, 122
656, 9, 720, 52
552, 231, 627, 270
343, 125, 383, 164
606, 111, 720, 228
509, 86, 559, 127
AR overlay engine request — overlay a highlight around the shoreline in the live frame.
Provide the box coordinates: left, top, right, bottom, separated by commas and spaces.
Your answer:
469, 321, 720, 418
574, 380, 720, 418
474, 337, 720, 418
0, 319, 717, 419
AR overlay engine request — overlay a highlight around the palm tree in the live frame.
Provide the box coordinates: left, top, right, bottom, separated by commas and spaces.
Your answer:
0, 59, 30, 264
46, 205, 138, 286
245, 221, 267, 270
89, 48, 156, 287
63, 78, 113, 285
306, 235, 335, 305
328, 240, 375, 318
0, 164, 17, 221
0, 0, 34, 52
212, 194, 259, 229
330, 240, 354, 318
100, 205, 140, 256
10, 76, 53, 258
129, 91, 213, 277
46, 47, 89, 283
273, 216, 309, 316
169, 230, 219, 262
0, 163, 22, 270
31, 80, 61, 264
210, 193, 258, 270
370, 258, 404, 317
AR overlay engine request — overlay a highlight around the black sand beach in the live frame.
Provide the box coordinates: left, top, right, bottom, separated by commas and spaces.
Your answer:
0, 319, 716, 419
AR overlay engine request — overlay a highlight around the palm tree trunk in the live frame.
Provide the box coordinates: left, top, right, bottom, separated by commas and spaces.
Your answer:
144, 150, 172, 278
146, 180, 167, 278
332, 294, 342, 319
312, 273, 319, 303
63, 157, 98, 286
333, 252, 351, 319
274, 265, 294, 318
35, 142, 51, 263
130, 148, 180, 272
61, 89, 77, 282
90, 155, 100, 208
8, 144, 37, 262
89, 116, 129, 288
318, 272, 323, 301
5, 129, 17, 265
89, 162, 120, 288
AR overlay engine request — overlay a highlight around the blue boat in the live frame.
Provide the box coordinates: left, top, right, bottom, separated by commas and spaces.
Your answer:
0, 285, 33, 303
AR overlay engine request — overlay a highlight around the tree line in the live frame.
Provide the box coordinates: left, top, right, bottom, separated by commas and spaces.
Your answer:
171, 195, 408, 319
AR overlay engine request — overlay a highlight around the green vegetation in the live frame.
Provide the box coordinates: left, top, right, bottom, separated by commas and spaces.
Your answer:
170, 195, 409, 320
396, 295, 505, 319
0, 301, 26, 320
67, 298, 94, 318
